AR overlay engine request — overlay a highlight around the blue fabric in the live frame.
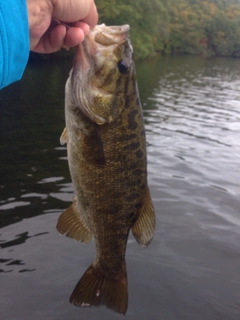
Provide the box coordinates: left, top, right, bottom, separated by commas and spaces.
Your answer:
0, 0, 29, 89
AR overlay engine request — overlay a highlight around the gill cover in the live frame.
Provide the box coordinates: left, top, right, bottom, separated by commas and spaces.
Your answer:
71, 24, 133, 125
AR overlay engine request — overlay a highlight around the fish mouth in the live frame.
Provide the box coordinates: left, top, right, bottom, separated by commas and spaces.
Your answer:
73, 24, 130, 72
93, 24, 130, 47
93, 24, 130, 37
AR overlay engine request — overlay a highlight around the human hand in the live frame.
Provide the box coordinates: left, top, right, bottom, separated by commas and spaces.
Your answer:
27, 0, 98, 53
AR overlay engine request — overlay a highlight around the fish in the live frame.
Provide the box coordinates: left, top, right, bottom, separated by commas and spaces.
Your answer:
57, 24, 155, 315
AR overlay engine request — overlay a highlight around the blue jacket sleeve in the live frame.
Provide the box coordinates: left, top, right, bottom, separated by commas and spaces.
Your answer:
0, 0, 29, 89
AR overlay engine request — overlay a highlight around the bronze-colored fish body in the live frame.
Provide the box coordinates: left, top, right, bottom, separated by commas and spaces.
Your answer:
57, 24, 155, 315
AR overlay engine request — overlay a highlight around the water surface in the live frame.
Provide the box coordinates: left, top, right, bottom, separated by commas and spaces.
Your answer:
0, 55, 240, 320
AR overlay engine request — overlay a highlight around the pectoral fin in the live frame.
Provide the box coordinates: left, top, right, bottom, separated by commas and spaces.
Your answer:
56, 197, 92, 243
132, 187, 155, 247
60, 127, 68, 145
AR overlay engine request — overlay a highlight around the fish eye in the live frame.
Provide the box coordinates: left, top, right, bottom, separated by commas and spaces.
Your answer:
118, 60, 129, 74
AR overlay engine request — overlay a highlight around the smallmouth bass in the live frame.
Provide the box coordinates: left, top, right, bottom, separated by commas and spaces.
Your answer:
57, 24, 155, 315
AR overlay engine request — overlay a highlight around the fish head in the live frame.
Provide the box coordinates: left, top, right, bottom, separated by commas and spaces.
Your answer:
69, 24, 136, 125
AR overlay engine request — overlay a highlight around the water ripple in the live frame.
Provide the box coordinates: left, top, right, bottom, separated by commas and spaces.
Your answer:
145, 56, 240, 208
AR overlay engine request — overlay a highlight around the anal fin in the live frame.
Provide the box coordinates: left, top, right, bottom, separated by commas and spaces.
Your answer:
132, 186, 155, 247
56, 196, 92, 243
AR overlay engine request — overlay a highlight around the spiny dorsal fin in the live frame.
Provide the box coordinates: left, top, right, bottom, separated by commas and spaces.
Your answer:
132, 186, 155, 247
56, 197, 92, 243
60, 127, 68, 145
70, 263, 128, 315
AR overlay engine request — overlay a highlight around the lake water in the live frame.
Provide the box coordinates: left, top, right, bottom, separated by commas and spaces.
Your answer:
0, 55, 240, 320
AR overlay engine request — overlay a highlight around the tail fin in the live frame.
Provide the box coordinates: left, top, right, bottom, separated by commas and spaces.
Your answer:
70, 263, 128, 315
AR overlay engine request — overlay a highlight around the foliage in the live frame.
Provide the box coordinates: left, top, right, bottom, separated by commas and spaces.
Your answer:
96, 0, 240, 58
95, 0, 168, 59
165, 0, 240, 56
30, 0, 240, 60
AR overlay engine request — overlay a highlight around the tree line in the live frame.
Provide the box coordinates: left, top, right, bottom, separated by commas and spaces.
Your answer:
96, 0, 240, 59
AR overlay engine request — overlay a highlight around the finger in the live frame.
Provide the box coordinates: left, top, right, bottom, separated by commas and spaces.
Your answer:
32, 25, 87, 53
32, 25, 66, 53
72, 22, 90, 36
52, 0, 98, 27
81, 2, 98, 29
63, 27, 85, 48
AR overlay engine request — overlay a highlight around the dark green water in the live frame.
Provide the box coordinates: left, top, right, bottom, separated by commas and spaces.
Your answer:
0, 55, 240, 320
